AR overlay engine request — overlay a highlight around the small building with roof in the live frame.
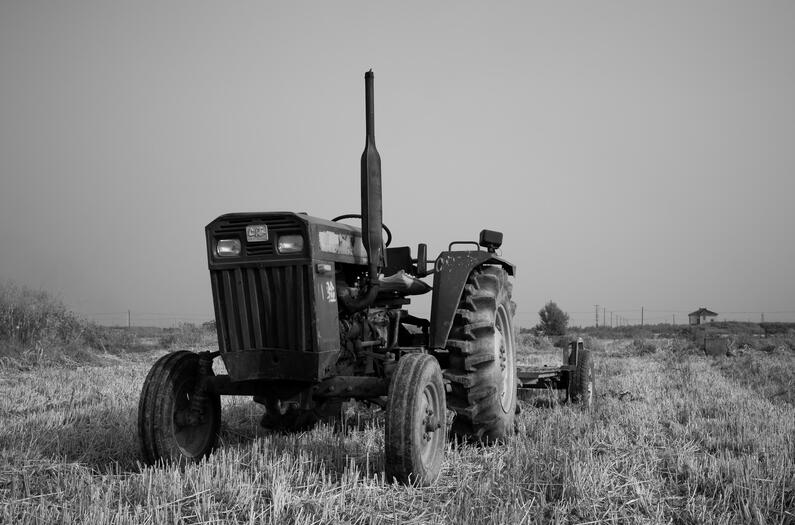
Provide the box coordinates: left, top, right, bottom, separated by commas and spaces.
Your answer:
689, 307, 718, 325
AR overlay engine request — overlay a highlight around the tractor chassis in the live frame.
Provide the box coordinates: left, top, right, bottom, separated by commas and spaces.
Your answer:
189, 351, 390, 400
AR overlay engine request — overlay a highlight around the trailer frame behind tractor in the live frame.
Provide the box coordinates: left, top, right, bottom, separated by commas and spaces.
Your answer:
516, 338, 595, 405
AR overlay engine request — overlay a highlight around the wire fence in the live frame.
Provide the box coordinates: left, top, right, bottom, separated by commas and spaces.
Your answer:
517, 308, 795, 329
84, 311, 213, 328
83, 307, 795, 330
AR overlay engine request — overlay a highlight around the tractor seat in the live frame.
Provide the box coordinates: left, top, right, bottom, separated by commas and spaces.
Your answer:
378, 270, 431, 297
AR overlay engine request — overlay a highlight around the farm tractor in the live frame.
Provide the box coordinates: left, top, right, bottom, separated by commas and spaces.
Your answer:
138, 70, 595, 485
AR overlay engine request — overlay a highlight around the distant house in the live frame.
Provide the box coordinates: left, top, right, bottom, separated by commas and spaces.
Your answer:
689, 307, 718, 325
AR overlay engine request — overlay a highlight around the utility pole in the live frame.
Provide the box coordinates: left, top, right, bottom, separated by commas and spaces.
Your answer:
128, 310, 131, 329
672, 314, 675, 325
641, 307, 644, 327
594, 305, 599, 327
603, 307, 606, 327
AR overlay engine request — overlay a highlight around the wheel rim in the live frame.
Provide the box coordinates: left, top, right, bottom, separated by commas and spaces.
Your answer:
418, 379, 444, 467
494, 304, 517, 413
172, 377, 216, 458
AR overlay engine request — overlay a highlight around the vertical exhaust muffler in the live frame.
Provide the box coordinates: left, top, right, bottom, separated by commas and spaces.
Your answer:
361, 69, 384, 284
342, 69, 383, 311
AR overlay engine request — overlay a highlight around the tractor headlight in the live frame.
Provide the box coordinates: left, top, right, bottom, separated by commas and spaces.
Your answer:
216, 239, 242, 257
277, 234, 304, 254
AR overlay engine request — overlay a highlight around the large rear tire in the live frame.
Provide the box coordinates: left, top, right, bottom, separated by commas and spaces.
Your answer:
385, 353, 446, 485
444, 266, 517, 443
138, 351, 221, 464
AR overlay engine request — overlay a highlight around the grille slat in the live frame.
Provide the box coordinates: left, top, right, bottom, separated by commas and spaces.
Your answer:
210, 272, 229, 352
246, 268, 264, 349
272, 267, 286, 348
221, 271, 240, 351
246, 244, 272, 257
284, 266, 295, 350
259, 268, 273, 343
234, 268, 251, 349
295, 267, 308, 350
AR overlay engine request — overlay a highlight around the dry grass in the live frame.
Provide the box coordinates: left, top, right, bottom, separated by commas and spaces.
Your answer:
0, 335, 793, 524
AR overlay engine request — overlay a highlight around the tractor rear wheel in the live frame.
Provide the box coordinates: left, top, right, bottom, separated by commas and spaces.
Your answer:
444, 266, 517, 443
385, 353, 446, 485
568, 348, 595, 408
138, 351, 221, 464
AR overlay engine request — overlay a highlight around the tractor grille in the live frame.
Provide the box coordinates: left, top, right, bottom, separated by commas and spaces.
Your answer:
211, 265, 313, 353
212, 216, 304, 258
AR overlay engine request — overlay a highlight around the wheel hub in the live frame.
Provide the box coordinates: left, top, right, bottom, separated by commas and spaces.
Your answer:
419, 385, 442, 457
494, 304, 516, 414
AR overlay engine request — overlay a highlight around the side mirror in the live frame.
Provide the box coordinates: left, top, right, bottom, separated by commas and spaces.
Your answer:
478, 229, 503, 253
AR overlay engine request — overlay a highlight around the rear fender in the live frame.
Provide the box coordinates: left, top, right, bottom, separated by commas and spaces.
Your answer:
429, 251, 515, 349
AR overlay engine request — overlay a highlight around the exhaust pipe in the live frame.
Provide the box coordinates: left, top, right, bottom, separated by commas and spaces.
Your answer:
361, 69, 384, 286
341, 69, 383, 311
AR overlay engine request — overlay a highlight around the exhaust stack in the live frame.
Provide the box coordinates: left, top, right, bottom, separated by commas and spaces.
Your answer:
361, 69, 384, 284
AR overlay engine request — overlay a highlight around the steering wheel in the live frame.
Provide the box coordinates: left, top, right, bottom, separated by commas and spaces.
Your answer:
331, 214, 393, 247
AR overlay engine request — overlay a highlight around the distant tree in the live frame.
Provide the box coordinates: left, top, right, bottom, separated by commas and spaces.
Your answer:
537, 301, 569, 336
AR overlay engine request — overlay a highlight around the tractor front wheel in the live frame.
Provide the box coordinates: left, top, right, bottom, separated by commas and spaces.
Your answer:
385, 353, 446, 485
138, 351, 221, 464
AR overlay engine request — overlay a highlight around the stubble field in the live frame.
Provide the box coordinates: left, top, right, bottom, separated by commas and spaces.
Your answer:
1, 330, 793, 524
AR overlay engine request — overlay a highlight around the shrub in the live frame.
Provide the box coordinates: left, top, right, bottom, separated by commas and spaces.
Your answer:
159, 323, 205, 348
629, 338, 657, 356
0, 282, 84, 348
0, 282, 147, 367
536, 301, 569, 336
82, 325, 143, 353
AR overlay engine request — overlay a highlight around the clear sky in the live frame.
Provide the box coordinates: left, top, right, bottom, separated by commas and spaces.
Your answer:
1, 1, 794, 328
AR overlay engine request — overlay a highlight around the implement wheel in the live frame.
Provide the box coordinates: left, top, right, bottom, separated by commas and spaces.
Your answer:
138, 351, 221, 464
385, 353, 446, 485
444, 267, 517, 443
568, 348, 595, 408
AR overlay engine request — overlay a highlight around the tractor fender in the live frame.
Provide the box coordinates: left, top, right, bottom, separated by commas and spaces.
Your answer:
429, 251, 515, 349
